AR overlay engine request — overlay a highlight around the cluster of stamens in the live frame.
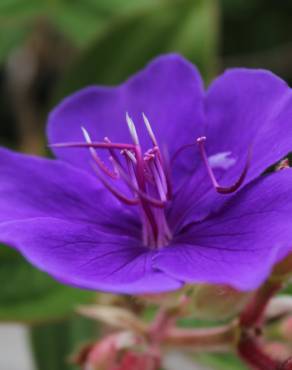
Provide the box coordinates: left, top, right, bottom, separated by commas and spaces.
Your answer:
51, 113, 249, 248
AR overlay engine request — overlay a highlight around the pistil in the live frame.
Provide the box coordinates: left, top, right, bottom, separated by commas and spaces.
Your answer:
196, 136, 250, 194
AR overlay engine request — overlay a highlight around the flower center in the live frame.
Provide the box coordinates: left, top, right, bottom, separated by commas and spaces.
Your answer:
51, 113, 250, 249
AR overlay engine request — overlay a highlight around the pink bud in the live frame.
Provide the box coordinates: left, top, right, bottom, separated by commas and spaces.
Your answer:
85, 334, 118, 370
190, 284, 250, 320
80, 331, 160, 370
280, 358, 292, 370
112, 351, 160, 370
263, 342, 291, 362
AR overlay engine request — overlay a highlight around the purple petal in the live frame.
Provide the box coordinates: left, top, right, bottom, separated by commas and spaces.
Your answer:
170, 69, 292, 230
205, 68, 292, 186
0, 147, 138, 237
0, 218, 182, 294
47, 54, 205, 177
155, 169, 292, 290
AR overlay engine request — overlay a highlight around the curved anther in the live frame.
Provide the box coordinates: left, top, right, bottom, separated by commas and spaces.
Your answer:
196, 136, 250, 195
81, 127, 118, 179
142, 113, 158, 146
122, 149, 137, 165
126, 113, 140, 145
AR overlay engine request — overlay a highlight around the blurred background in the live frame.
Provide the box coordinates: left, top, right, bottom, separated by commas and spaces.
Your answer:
0, 0, 291, 369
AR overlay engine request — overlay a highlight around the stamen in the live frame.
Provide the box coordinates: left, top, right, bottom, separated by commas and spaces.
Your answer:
103, 136, 160, 210
81, 127, 117, 179
160, 146, 173, 200
110, 156, 166, 208
121, 151, 138, 188
50, 141, 135, 151
126, 112, 140, 145
149, 160, 167, 202
108, 156, 121, 179
103, 137, 128, 175
154, 156, 168, 196
122, 149, 137, 165
142, 113, 158, 146
50, 114, 172, 249
196, 136, 250, 194
91, 162, 139, 206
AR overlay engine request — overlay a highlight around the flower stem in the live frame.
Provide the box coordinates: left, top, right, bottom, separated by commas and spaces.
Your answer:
240, 280, 282, 328
280, 358, 292, 370
238, 336, 280, 370
163, 323, 238, 351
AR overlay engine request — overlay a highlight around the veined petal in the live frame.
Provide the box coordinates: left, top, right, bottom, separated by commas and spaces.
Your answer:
205, 68, 292, 186
0, 218, 182, 294
156, 169, 292, 290
47, 54, 205, 178
170, 69, 292, 230
0, 147, 138, 237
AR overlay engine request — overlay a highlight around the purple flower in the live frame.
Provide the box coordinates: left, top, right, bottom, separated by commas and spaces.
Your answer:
1, 54, 292, 294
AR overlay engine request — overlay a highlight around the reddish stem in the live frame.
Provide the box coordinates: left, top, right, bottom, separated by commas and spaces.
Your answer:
280, 358, 292, 370
149, 309, 176, 344
240, 281, 282, 328
238, 337, 280, 370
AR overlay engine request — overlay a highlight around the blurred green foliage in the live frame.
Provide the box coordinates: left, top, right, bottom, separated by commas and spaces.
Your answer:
0, 246, 95, 322
31, 316, 98, 370
54, 0, 219, 101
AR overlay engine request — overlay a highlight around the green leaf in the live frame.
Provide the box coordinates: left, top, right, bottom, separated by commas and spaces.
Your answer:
0, 0, 168, 56
30, 315, 99, 370
54, 0, 219, 100
0, 246, 95, 323
0, 0, 163, 64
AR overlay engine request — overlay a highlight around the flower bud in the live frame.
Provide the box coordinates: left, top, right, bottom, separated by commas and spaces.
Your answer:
263, 342, 291, 362
137, 288, 187, 308
85, 332, 135, 370
111, 350, 160, 370
280, 357, 292, 370
189, 284, 250, 320
78, 305, 146, 334
75, 331, 160, 370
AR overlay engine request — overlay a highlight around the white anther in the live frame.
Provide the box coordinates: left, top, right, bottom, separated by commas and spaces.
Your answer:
81, 126, 91, 142
81, 126, 95, 156
126, 112, 139, 145
142, 113, 157, 145
124, 149, 137, 164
